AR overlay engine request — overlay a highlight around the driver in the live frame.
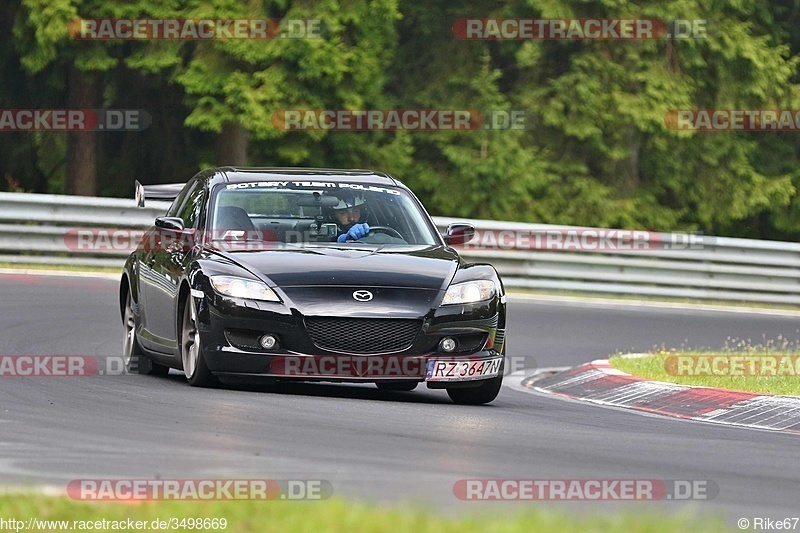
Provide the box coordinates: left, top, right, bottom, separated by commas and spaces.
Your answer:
327, 190, 370, 243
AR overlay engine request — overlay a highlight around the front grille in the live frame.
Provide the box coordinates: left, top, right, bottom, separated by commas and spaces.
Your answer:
305, 317, 421, 354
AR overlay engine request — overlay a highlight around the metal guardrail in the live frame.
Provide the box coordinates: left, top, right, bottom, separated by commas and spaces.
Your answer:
1, 191, 799, 304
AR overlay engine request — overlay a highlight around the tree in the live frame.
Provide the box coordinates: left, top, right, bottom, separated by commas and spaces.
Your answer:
14, 0, 119, 195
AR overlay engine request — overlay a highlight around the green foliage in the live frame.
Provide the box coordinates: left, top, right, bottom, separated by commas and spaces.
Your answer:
4, 0, 800, 239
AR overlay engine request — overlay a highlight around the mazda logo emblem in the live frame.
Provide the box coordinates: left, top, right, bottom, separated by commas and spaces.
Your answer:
353, 290, 373, 302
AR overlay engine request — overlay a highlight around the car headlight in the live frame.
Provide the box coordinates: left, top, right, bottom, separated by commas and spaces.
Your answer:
210, 276, 280, 302
441, 280, 495, 306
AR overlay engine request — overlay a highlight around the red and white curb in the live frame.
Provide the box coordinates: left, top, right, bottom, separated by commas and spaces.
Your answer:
523, 358, 800, 434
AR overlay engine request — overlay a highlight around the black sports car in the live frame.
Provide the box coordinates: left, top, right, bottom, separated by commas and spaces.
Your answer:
121, 167, 507, 404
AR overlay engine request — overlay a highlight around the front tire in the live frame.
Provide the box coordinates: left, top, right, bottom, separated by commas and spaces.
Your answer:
446, 358, 504, 405
180, 294, 217, 387
123, 290, 169, 375
446, 374, 503, 405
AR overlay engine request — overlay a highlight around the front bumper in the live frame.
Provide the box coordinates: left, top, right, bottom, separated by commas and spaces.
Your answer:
206, 349, 503, 387
194, 289, 506, 387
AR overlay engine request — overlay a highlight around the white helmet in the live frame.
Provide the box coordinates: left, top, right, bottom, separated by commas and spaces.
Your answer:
331, 190, 366, 211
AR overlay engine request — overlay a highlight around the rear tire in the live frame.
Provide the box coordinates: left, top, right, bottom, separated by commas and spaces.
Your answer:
123, 290, 169, 375
376, 381, 418, 392
180, 294, 218, 387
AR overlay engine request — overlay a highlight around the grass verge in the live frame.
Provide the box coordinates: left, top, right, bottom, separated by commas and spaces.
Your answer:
610, 350, 800, 396
0, 495, 729, 533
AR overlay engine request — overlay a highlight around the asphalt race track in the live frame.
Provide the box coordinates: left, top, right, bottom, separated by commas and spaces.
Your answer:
1, 272, 799, 525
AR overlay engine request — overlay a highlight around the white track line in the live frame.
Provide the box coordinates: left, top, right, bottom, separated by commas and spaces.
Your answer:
504, 368, 567, 394
0, 268, 119, 280
507, 293, 800, 317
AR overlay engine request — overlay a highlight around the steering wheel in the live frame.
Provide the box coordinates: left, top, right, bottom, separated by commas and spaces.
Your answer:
364, 225, 404, 240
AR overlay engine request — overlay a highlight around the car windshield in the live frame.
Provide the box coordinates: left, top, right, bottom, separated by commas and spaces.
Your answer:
209, 181, 440, 246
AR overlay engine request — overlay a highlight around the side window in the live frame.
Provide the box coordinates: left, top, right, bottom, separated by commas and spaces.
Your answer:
166, 183, 191, 217
177, 180, 205, 229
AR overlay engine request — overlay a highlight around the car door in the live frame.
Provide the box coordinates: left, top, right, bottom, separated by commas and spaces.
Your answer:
139, 182, 190, 348
144, 178, 205, 347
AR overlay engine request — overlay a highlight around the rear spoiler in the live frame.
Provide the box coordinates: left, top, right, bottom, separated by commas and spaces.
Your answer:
135, 180, 185, 207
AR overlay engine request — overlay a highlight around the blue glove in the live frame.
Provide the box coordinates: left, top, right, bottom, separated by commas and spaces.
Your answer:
337, 223, 370, 243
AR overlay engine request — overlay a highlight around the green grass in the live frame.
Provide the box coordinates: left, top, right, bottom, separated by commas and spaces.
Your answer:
611, 345, 800, 396
0, 494, 729, 533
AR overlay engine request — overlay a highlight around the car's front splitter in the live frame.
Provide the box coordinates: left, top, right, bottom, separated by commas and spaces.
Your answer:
204, 348, 503, 387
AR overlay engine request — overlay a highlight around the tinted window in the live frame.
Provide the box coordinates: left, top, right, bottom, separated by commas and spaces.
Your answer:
210, 182, 439, 246
176, 180, 205, 228
166, 182, 192, 217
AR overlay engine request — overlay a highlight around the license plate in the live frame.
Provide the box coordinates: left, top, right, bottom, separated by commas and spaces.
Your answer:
425, 357, 502, 382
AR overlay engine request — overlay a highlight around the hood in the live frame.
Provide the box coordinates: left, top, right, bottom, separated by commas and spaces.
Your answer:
214, 244, 460, 290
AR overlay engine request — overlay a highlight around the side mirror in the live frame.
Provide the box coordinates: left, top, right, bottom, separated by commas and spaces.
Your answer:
154, 216, 185, 232
443, 223, 475, 245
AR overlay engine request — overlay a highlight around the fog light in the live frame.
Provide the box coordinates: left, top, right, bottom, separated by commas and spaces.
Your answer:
439, 337, 457, 353
259, 334, 278, 350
